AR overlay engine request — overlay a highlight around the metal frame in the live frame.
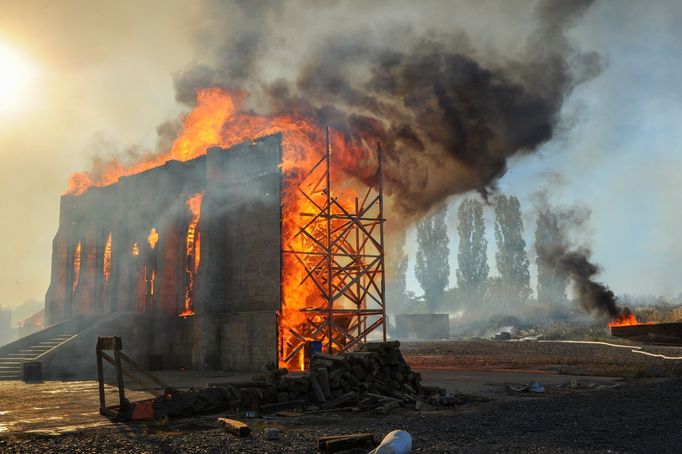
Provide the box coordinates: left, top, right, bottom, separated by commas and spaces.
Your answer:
96, 336, 170, 417
281, 128, 386, 365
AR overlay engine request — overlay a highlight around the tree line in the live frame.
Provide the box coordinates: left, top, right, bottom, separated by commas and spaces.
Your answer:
387, 196, 569, 314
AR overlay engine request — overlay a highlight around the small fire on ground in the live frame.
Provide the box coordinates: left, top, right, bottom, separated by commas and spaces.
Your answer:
608, 308, 654, 328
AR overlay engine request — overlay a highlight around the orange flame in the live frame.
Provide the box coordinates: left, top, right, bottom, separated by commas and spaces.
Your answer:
65, 87, 372, 368
180, 192, 204, 317
608, 311, 654, 327
148, 228, 159, 249
132, 242, 139, 257
72, 241, 81, 291
103, 232, 112, 288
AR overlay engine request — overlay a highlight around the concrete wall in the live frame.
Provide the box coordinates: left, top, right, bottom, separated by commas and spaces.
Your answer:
44, 134, 282, 371
194, 134, 282, 370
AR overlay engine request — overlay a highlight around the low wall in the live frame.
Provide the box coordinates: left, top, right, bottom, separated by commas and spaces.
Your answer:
40, 312, 192, 379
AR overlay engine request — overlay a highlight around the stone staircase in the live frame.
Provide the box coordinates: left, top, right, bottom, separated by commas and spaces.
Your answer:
0, 332, 79, 380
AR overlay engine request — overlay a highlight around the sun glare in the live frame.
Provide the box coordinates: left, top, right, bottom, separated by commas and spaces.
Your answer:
0, 42, 37, 113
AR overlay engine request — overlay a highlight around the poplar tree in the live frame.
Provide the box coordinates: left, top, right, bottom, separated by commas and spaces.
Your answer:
415, 204, 450, 312
494, 195, 531, 309
535, 209, 569, 305
456, 199, 489, 306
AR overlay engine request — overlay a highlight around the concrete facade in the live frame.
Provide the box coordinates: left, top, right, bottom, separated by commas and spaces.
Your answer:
44, 134, 282, 371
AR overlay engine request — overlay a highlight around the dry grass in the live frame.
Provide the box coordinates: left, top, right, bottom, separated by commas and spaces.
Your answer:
635, 304, 682, 323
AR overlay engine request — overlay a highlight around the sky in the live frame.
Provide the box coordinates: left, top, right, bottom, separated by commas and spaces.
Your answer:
0, 0, 681, 311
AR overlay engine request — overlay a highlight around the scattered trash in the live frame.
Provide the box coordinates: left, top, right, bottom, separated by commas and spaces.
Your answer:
370, 430, 412, 454
506, 384, 528, 393
316, 433, 375, 453
506, 382, 545, 394
244, 410, 256, 418
528, 381, 545, 393
265, 427, 280, 441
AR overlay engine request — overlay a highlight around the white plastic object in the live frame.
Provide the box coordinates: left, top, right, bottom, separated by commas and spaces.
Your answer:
370, 429, 412, 454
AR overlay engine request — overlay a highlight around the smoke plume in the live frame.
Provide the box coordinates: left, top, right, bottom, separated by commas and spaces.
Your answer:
536, 205, 625, 319
172, 0, 602, 217
541, 245, 620, 317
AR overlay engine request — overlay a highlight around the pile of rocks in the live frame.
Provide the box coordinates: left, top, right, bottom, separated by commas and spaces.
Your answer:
220, 341, 456, 415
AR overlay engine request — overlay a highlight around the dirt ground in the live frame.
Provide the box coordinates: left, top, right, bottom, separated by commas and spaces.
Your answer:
2, 339, 682, 453
402, 339, 682, 377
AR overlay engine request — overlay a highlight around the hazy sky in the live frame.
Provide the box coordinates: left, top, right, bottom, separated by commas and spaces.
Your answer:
1, 0, 681, 311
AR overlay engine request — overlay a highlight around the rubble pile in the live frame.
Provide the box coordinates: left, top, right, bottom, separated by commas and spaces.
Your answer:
210, 341, 455, 416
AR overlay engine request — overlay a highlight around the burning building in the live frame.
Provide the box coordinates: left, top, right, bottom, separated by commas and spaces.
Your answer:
45, 134, 284, 370
41, 89, 387, 374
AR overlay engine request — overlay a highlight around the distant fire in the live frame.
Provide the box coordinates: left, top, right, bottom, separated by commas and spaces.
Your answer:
608, 308, 654, 328
65, 87, 374, 369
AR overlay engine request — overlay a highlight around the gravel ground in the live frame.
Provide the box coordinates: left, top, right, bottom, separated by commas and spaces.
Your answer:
3, 340, 681, 453
402, 339, 682, 377
1, 377, 680, 453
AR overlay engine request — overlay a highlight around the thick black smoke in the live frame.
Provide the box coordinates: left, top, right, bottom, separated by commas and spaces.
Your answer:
173, 0, 603, 217
540, 244, 620, 317
534, 201, 626, 319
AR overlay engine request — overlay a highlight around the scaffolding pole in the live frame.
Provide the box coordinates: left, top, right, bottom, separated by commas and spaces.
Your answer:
281, 129, 386, 365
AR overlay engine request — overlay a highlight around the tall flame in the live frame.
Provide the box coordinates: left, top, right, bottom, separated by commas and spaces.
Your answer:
103, 232, 112, 288
72, 241, 81, 291
180, 192, 204, 317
